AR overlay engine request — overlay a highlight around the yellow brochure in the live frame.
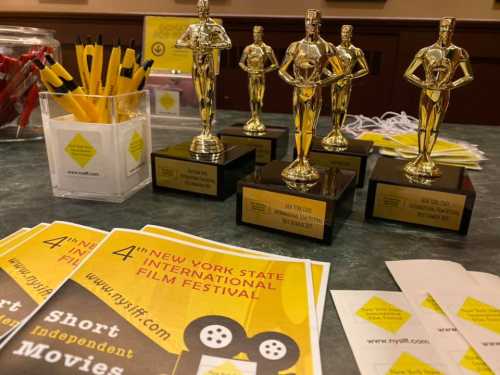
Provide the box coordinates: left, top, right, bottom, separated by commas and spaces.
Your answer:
142, 224, 330, 329
0, 223, 49, 257
0, 228, 30, 247
0, 229, 322, 375
0, 221, 106, 339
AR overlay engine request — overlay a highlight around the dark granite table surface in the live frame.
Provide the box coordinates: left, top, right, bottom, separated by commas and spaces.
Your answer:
0, 110, 499, 374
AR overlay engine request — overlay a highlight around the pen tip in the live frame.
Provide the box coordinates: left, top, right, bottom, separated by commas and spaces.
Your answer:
129, 39, 135, 49
33, 59, 45, 70
117, 37, 122, 47
136, 52, 142, 64
76, 35, 82, 45
86, 35, 92, 45
97, 34, 103, 45
143, 60, 154, 70
44, 54, 56, 65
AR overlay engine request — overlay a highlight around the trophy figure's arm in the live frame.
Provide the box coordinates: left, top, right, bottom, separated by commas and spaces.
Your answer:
352, 49, 369, 79
210, 26, 232, 50
450, 53, 474, 90
264, 46, 279, 73
239, 47, 251, 72
278, 43, 298, 86
175, 27, 193, 49
404, 49, 427, 89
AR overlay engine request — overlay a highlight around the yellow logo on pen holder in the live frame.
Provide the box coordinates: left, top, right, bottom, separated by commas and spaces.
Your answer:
387, 352, 444, 375
65, 133, 97, 168
128, 131, 145, 162
356, 296, 411, 334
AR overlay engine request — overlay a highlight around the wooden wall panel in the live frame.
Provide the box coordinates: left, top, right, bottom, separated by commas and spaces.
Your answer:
1, 13, 499, 125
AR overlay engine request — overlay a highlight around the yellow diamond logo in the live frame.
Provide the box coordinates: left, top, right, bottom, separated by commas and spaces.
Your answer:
460, 347, 494, 375
356, 296, 411, 334
65, 133, 96, 168
421, 295, 446, 316
386, 352, 444, 375
128, 131, 144, 162
203, 361, 243, 375
160, 92, 175, 110
457, 297, 500, 335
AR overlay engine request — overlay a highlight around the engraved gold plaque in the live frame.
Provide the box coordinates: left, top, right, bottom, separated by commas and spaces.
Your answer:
373, 184, 466, 231
155, 157, 217, 196
221, 135, 272, 164
309, 151, 361, 185
241, 187, 327, 239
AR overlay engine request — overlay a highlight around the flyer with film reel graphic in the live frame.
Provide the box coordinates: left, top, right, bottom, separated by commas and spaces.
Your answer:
0, 229, 322, 375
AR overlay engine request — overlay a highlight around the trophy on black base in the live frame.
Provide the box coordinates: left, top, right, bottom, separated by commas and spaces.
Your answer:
365, 18, 476, 234
236, 10, 356, 243
304, 25, 372, 188
218, 26, 288, 165
152, 0, 255, 198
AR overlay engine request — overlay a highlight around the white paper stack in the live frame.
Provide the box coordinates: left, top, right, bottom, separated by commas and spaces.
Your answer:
332, 260, 500, 375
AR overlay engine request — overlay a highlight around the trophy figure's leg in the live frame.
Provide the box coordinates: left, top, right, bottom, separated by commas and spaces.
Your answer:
190, 54, 224, 155
244, 74, 266, 133
322, 81, 351, 150
404, 90, 450, 179
282, 87, 321, 188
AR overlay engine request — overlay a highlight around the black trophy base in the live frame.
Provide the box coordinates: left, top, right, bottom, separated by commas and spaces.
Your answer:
236, 160, 356, 244
365, 157, 476, 235
218, 124, 289, 165
294, 137, 373, 188
152, 142, 256, 200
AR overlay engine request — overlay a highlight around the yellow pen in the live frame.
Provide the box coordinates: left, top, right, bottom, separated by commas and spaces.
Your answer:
75, 36, 88, 92
82, 36, 94, 93
96, 40, 122, 123
115, 46, 135, 95
89, 34, 103, 96
34, 60, 90, 122
130, 59, 154, 92
45, 54, 99, 122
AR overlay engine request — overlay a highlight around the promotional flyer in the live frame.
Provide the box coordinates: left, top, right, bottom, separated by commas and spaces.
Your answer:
0, 229, 322, 375
142, 224, 330, 328
0, 222, 106, 339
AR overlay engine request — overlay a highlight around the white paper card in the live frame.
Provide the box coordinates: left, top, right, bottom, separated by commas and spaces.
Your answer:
331, 290, 449, 375
430, 290, 500, 375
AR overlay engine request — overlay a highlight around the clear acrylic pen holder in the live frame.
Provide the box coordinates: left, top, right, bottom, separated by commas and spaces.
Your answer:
39, 90, 152, 203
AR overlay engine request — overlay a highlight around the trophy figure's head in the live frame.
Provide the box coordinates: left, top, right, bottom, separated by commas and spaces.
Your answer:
439, 17, 455, 46
341, 25, 353, 45
253, 25, 264, 44
305, 9, 321, 40
197, 0, 210, 21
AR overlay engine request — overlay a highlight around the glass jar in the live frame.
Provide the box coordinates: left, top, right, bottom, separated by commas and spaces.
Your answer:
0, 25, 61, 141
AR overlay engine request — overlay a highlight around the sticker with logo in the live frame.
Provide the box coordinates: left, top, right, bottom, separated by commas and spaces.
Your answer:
58, 130, 104, 178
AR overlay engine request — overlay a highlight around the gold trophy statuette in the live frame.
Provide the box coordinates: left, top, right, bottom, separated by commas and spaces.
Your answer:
322, 25, 369, 151
403, 17, 473, 180
278, 9, 345, 189
238, 26, 279, 134
176, 0, 232, 155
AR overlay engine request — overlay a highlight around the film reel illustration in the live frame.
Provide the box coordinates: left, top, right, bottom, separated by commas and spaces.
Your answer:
172, 315, 300, 375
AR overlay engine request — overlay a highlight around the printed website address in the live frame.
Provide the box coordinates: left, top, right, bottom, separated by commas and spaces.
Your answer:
367, 338, 430, 345
85, 272, 170, 341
